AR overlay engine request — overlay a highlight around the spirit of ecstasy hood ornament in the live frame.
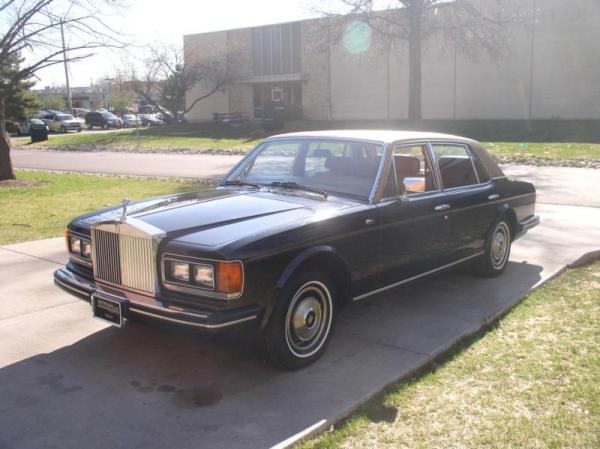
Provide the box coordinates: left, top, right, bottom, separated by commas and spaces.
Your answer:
120, 198, 130, 221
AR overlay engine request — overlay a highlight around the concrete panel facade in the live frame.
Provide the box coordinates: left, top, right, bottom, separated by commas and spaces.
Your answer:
184, 0, 600, 122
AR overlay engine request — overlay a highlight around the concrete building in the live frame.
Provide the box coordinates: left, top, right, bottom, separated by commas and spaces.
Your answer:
184, 0, 600, 123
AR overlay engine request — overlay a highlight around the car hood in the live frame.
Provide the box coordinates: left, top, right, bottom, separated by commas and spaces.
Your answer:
72, 188, 353, 247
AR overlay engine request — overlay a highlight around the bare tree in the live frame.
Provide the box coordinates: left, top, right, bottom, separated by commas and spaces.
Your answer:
317, 0, 525, 121
131, 44, 237, 123
0, 0, 126, 180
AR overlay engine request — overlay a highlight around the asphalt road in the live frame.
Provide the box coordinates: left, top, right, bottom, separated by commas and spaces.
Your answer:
11, 148, 600, 206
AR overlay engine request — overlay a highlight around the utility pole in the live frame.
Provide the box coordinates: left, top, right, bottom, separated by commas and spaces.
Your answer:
60, 21, 73, 114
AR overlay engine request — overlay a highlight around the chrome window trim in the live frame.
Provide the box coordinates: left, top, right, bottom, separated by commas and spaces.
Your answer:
353, 251, 485, 301
388, 140, 442, 199
428, 141, 486, 191
160, 253, 245, 300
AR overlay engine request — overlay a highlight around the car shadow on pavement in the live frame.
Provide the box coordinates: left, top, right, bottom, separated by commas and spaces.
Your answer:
0, 261, 543, 449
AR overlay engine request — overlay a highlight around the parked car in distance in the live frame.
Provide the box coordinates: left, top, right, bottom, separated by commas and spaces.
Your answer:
140, 113, 165, 127
41, 112, 83, 133
122, 114, 142, 128
55, 130, 539, 370
71, 107, 90, 118
85, 111, 123, 129
17, 118, 48, 136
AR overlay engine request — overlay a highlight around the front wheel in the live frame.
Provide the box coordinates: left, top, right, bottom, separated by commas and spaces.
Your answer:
60, 126, 66, 133
263, 271, 336, 370
473, 219, 512, 277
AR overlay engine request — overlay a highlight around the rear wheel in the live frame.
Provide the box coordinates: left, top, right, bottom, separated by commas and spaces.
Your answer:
473, 219, 511, 277
263, 271, 336, 370
60, 125, 66, 133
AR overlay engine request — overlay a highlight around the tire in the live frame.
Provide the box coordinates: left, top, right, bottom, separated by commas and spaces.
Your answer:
77, 128, 82, 132
473, 218, 512, 277
87, 124, 93, 130
263, 271, 336, 370
60, 126, 66, 133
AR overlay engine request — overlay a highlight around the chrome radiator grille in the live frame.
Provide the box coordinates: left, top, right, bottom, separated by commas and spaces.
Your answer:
91, 228, 157, 294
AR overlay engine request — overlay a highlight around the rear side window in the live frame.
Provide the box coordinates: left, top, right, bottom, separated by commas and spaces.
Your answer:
431, 144, 479, 189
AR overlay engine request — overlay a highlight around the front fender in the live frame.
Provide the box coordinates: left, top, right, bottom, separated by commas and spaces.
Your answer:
276, 245, 349, 289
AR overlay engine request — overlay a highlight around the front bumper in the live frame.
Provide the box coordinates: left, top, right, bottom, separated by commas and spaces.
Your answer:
54, 266, 261, 331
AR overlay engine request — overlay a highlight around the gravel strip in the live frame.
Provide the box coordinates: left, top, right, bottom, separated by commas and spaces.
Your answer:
14, 144, 599, 168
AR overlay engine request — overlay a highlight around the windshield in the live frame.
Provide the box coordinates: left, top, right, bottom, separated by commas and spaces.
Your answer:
101, 112, 117, 119
57, 114, 74, 121
225, 139, 384, 200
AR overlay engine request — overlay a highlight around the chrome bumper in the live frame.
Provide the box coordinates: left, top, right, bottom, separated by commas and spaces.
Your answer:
515, 215, 540, 239
54, 266, 261, 330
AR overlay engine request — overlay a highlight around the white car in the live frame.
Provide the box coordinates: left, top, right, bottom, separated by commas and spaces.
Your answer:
122, 114, 142, 128
41, 112, 83, 133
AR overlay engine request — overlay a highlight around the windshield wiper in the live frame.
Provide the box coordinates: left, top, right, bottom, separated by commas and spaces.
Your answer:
268, 181, 328, 198
222, 180, 261, 189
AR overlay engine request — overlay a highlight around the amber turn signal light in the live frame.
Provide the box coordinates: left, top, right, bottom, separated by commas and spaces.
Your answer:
216, 261, 243, 295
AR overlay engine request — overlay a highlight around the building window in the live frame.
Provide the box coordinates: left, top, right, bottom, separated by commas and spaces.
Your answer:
252, 22, 301, 76
271, 87, 283, 102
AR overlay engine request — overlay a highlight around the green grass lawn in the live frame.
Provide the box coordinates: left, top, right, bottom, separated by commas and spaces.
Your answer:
29, 124, 261, 151
482, 142, 600, 160
23, 125, 600, 160
300, 262, 600, 449
0, 171, 202, 245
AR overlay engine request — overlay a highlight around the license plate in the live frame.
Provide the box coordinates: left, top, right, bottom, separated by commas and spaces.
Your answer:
91, 294, 126, 327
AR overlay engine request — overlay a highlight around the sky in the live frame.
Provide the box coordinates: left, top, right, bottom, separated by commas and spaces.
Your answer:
35, 0, 321, 88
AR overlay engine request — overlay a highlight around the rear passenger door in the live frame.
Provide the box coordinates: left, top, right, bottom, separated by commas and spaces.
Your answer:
429, 143, 495, 260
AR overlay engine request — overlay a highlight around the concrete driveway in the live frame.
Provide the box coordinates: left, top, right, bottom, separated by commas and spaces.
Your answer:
1, 201, 599, 449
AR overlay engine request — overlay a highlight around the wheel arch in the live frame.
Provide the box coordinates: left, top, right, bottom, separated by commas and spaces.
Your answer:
276, 245, 352, 306
492, 203, 518, 238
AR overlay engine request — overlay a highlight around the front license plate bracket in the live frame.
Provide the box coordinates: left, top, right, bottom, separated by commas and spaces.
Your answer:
91, 294, 127, 327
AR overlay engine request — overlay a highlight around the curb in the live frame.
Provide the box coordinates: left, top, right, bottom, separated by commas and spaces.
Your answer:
275, 250, 600, 449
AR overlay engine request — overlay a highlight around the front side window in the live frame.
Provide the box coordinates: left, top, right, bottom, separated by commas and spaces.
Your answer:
431, 144, 479, 189
226, 139, 384, 200
392, 144, 436, 195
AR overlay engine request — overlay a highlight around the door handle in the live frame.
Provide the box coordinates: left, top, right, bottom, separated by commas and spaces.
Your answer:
434, 204, 451, 211
488, 194, 500, 201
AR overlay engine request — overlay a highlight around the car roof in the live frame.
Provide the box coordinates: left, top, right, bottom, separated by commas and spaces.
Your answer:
268, 129, 473, 145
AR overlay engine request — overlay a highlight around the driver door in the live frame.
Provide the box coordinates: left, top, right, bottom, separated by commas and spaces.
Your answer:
376, 143, 451, 287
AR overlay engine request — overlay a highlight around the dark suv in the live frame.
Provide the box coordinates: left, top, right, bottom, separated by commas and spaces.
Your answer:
85, 111, 123, 129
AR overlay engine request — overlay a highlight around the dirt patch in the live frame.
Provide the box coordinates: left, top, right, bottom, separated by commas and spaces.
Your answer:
0, 179, 45, 188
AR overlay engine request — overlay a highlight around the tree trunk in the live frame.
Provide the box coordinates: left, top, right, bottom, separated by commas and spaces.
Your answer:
0, 96, 16, 181
407, 0, 423, 122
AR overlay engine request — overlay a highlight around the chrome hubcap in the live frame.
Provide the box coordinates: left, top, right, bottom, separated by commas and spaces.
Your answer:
292, 296, 322, 342
285, 281, 333, 358
491, 223, 510, 269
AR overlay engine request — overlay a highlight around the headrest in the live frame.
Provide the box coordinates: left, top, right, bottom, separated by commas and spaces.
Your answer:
394, 155, 420, 177
313, 149, 332, 158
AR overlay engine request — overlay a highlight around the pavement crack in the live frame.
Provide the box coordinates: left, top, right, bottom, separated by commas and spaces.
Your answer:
0, 246, 64, 266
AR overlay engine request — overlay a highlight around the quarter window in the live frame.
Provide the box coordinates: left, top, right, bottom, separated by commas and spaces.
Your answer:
431, 144, 479, 189
392, 145, 436, 194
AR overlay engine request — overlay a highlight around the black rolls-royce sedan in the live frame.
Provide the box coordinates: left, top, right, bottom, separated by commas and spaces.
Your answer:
55, 130, 539, 370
